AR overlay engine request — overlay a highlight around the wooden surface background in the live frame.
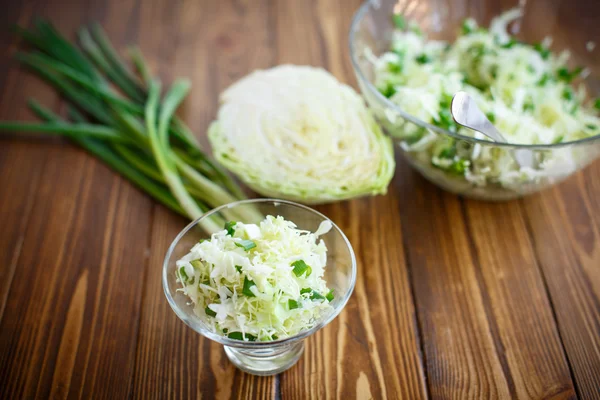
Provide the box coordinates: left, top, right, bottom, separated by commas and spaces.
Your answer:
1, 0, 599, 399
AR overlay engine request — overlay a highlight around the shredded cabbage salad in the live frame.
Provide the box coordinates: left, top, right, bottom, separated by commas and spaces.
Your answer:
370, 9, 600, 190
176, 215, 335, 341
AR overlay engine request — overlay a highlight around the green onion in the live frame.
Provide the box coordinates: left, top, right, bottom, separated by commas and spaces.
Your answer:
537, 73, 550, 86
439, 147, 456, 159
534, 42, 550, 60
415, 53, 430, 64
557, 66, 583, 83
179, 266, 189, 282
485, 112, 496, 123
594, 98, 600, 110
310, 291, 325, 301
326, 289, 335, 302
0, 20, 254, 232
235, 265, 242, 273
380, 82, 397, 98
205, 306, 217, 317
242, 276, 257, 297
300, 288, 325, 301
235, 239, 256, 251
288, 299, 300, 310
392, 14, 406, 30
228, 332, 256, 341
552, 135, 564, 144
291, 260, 310, 277
225, 221, 237, 236
227, 332, 243, 340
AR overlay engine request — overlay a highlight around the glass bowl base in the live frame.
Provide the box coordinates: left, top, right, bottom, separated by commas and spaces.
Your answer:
224, 341, 304, 376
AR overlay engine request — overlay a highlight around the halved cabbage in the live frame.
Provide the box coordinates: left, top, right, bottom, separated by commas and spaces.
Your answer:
208, 65, 395, 204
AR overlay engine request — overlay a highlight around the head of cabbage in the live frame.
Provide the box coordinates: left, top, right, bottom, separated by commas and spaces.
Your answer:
208, 65, 395, 204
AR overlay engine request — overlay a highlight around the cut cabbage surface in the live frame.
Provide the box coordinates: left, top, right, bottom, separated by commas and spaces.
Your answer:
370, 9, 600, 190
176, 215, 334, 341
209, 65, 395, 204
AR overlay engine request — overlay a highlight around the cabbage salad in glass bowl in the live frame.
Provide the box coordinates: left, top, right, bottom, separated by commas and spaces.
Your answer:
175, 215, 335, 342
352, 4, 600, 200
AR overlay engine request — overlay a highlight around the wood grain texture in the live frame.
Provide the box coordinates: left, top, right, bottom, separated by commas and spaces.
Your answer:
0, 0, 599, 398
521, 168, 600, 400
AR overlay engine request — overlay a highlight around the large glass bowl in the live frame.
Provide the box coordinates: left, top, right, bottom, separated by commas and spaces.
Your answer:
162, 199, 356, 375
350, 0, 600, 200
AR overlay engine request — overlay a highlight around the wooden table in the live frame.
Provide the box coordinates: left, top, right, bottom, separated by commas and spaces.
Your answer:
1, 0, 599, 398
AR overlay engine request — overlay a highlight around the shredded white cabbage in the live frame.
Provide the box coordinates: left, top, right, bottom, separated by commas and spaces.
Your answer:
370, 9, 600, 195
176, 216, 334, 341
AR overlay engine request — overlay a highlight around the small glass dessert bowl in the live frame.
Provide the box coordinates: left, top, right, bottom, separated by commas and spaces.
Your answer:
162, 198, 357, 376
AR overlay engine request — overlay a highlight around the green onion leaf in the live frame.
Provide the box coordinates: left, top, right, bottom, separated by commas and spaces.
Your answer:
439, 147, 456, 160
485, 112, 496, 123
242, 276, 257, 297
300, 288, 312, 295
380, 82, 396, 98
534, 43, 550, 60
178, 266, 189, 282
585, 124, 597, 131
310, 291, 326, 301
235, 239, 256, 251
326, 289, 335, 302
205, 306, 217, 317
291, 260, 310, 277
552, 135, 564, 144
594, 98, 600, 110
225, 221, 237, 236
392, 14, 406, 30
562, 88, 574, 101
415, 53, 430, 64
537, 73, 550, 86
288, 299, 300, 310
557, 66, 583, 83
235, 265, 242, 273
227, 332, 244, 340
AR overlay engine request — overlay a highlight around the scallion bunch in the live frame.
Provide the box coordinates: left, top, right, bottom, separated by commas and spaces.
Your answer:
0, 20, 254, 232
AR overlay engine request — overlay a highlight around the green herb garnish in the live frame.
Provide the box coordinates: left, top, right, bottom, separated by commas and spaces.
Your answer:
205, 306, 217, 317
415, 53, 430, 64
288, 299, 300, 310
235, 239, 256, 251
235, 265, 242, 273
227, 332, 256, 341
534, 42, 550, 60
225, 221, 237, 236
392, 14, 406, 30
380, 82, 397, 98
242, 276, 257, 297
291, 260, 311, 277
326, 289, 335, 302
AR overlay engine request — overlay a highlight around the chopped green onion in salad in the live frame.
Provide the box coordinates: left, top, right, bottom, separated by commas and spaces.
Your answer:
175, 215, 335, 341
370, 8, 600, 190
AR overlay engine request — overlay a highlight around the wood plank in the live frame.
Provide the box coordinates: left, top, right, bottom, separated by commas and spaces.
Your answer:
0, 0, 156, 398
274, 0, 427, 397
130, 0, 279, 397
280, 198, 427, 399
463, 200, 575, 399
394, 160, 513, 399
521, 169, 600, 399
0, 0, 58, 320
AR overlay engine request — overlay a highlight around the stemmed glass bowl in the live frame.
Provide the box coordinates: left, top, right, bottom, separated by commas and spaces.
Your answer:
163, 199, 356, 375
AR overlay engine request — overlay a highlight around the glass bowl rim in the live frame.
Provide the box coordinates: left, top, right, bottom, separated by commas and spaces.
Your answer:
162, 198, 358, 348
348, 0, 600, 150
